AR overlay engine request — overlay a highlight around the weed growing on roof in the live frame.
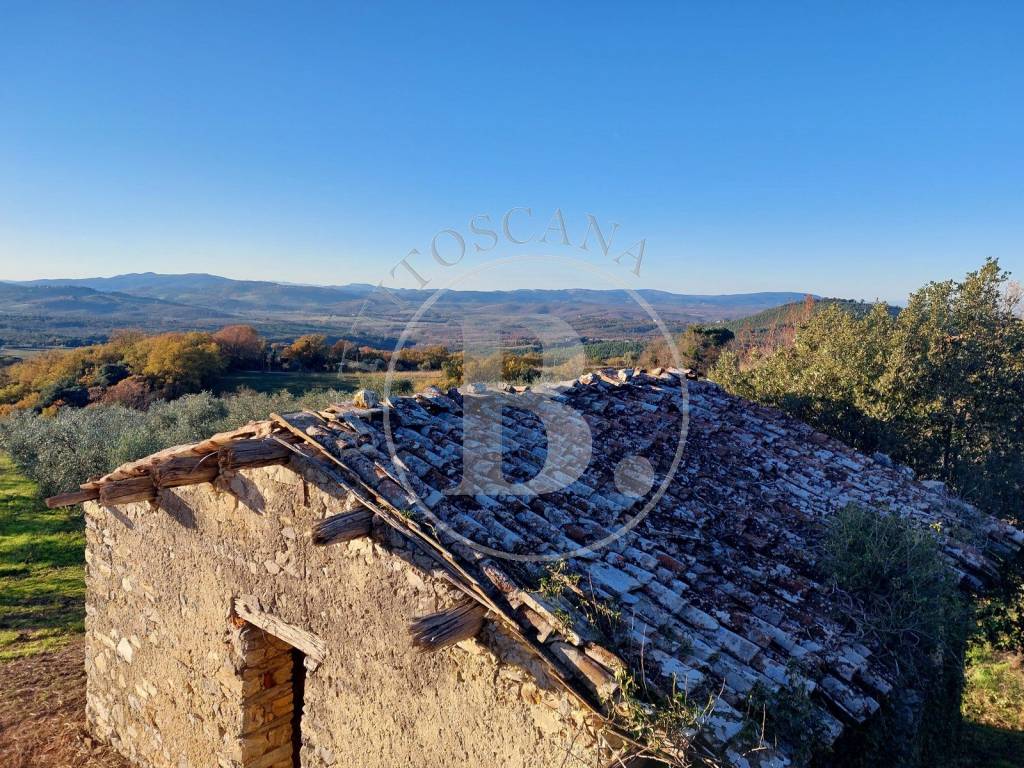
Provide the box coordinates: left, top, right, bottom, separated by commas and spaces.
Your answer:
535, 561, 623, 643
537, 560, 580, 599
733, 508, 971, 768
822, 504, 965, 673
580, 595, 623, 643
612, 667, 717, 766
550, 608, 574, 636
534, 561, 708, 762
819, 504, 971, 768
741, 665, 832, 766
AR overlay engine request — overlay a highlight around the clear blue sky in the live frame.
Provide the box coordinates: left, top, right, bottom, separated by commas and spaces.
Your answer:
1, 2, 1021, 303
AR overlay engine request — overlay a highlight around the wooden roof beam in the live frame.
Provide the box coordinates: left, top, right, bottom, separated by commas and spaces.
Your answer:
409, 598, 486, 651
45, 488, 100, 508
312, 509, 374, 546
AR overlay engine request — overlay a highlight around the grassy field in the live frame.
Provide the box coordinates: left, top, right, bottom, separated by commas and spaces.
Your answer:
0, 454, 85, 660
0, 455, 1021, 765
213, 369, 442, 396
0, 347, 52, 360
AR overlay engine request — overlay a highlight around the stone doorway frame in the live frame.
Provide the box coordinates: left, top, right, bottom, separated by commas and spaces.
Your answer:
233, 597, 327, 768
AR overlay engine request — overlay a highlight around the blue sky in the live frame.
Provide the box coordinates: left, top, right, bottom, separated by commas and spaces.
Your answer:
1, 2, 1021, 303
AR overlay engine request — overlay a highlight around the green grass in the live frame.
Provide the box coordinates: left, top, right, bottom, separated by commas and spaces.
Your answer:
965, 644, 1024, 731
960, 643, 1024, 767
0, 453, 85, 660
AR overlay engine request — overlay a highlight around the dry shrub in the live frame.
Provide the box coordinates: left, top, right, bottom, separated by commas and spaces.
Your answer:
99, 376, 156, 410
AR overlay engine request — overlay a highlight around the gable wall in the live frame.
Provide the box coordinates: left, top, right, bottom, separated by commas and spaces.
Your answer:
84, 459, 610, 768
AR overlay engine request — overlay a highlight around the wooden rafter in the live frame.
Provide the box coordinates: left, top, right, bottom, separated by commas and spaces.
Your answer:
45, 435, 297, 509
409, 598, 486, 651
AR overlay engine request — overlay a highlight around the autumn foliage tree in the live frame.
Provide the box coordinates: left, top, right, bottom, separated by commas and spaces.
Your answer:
130, 332, 226, 395
395, 344, 450, 371
282, 334, 328, 370
0, 340, 127, 412
212, 325, 265, 369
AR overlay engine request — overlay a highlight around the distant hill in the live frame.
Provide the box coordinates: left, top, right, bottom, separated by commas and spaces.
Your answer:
0, 283, 236, 347
0, 282, 228, 318
4, 272, 812, 347
19, 273, 807, 318
725, 297, 899, 334
19, 273, 376, 314
719, 296, 901, 359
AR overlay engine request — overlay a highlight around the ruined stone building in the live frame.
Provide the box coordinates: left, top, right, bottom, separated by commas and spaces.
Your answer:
48, 369, 1024, 768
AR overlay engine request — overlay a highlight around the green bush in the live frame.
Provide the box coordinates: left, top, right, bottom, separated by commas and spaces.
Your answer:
822, 505, 969, 768
712, 259, 1024, 652
355, 374, 414, 398
823, 505, 965, 670
93, 362, 129, 387
0, 387, 354, 498
0, 405, 152, 497
745, 669, 832, 766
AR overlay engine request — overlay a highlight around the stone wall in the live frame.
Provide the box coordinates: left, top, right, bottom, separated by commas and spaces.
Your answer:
84, 458, 611, 768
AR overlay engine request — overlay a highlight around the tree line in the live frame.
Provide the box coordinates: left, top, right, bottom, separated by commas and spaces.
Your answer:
0, 326, 466, 416
0, 322, 657, 417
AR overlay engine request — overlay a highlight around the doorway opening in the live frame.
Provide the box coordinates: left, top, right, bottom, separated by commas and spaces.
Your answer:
238, 623, 306, 768
289, 647, 305, 768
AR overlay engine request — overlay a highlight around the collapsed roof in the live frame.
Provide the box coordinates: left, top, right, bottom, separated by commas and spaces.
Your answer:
50, 368, 1024, 767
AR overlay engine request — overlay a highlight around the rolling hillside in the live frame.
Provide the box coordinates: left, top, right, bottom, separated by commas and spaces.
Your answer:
720, 296, 901, 359
4, 273, 811, 347
0, 284, 234, 347
724, 297, 898, 335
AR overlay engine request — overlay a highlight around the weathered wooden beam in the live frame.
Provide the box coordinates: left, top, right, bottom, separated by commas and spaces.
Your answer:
312, 509, 374, 545
189, 425, 266, 455
409, 598, 486, 651
234, 595, 327, 662
520, 606, 556, 643
583, 643, 628, 677
549, 641, 619, 700
219, 438, 292, 471
151, 454, 220, 488
99, 475, 157, 506
45, 488, 100, 508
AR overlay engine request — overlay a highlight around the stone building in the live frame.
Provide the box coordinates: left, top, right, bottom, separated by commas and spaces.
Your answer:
48, 369, 1023, 768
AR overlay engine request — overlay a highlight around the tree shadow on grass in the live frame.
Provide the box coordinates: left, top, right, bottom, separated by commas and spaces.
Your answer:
960, 722, 1024, 768
0, 455, 86, 659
